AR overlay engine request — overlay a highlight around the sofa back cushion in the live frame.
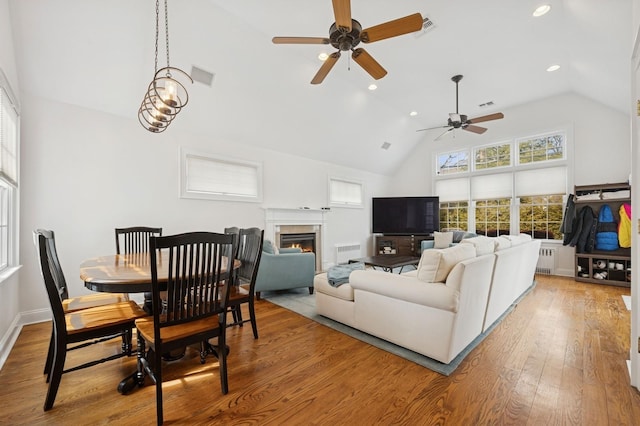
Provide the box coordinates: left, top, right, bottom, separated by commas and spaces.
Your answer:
459, 235, 496, 256
502, 234, 532, 246
493, 236, 512, 251
416, 243, 477, 283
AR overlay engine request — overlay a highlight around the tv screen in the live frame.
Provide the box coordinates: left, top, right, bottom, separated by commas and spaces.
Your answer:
372, 196, 440, 235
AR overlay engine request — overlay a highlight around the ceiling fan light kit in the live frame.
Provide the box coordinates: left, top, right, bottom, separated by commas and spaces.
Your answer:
272, 0, 423, 84
416, 74, 504, 140
138, 0, 193, 133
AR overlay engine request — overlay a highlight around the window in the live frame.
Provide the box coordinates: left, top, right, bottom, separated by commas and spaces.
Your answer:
474, 142, 511, 170
329, 177, 363, 207
0, 69, 18, 273
439, 201, 469, 231
475, 199, 511, 236
436, 150, 469, 175
517, 132, 565, 164
180, 148, 263, 202
434, 131, 568, 240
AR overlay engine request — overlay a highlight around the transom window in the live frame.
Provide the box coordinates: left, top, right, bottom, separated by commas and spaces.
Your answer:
436, 150, 469, 175
517, 132, 565, 164
474, 142, 511, 170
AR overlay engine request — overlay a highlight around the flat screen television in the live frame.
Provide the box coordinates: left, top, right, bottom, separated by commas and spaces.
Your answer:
372, 196, 440, 235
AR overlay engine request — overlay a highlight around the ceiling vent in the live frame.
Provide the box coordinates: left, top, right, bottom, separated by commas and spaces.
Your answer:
191, 66, 215, 86
479, 101, 495, 108
381, 142, 391, 150
414, 16, 435, 38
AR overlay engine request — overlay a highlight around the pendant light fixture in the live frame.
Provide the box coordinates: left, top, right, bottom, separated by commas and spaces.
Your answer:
138, 0, 192, 133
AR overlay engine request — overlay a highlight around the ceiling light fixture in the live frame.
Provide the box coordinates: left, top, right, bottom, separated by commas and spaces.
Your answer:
318, 52, 329, 61
533, 5, 551, 17
138, 0, 193, 133
368, 84, 378, 91
409, 111, 418, 116
546, 64, 561, 72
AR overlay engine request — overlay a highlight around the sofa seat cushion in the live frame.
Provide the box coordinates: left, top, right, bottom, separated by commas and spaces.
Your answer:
459, 235, 496, 255
314, 272, 354, 301
349, 270, 459, 312
416, 243, 477, 283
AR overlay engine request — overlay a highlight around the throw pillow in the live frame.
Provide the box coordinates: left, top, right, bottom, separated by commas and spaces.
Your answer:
433, 231, 454, 249
263, 240, 276, 254
416, 243, 477, 283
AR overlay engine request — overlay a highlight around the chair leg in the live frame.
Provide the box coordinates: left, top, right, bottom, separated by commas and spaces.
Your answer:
235, 305, 244, 328
154, 343, 163, 425
248, 299, 258, 339
255, 291, 261, 300
44, 328, 54, 378
44, 335, 66, 411
308, 286, 314, 295
219, 330, 228, 395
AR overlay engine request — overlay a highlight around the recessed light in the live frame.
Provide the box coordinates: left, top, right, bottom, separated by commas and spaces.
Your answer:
409, 111, 418, 116
546, 64, 560, 72
318, 52, 329, 61
368, 83, 378, 91
533, 5, 551, 17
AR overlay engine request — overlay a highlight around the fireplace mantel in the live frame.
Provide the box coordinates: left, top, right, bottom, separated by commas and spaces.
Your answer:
263, 208, 329, 271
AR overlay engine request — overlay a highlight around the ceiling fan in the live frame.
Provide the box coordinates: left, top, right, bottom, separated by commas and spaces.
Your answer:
272, 0, 423, 84
416, 75, 504, 140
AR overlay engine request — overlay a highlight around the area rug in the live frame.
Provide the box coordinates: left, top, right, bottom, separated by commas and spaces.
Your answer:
264, 282, 536, 376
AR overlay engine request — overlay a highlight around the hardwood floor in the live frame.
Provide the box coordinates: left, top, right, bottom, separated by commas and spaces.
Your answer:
1, 275, 639, 425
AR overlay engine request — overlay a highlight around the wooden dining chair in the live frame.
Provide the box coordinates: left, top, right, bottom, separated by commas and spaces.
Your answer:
115, 226, 162, 313
34, 230, 147, 411
227, 227, 264, 339
33, 229, 130, 381
133, 232, 237, 425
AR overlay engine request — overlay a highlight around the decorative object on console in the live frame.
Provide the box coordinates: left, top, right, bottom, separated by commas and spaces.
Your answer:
272, 0, 422, 84
138, 0, 193, 133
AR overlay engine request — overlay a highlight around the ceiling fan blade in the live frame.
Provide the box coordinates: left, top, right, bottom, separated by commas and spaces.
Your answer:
332, 0, 352, 32
467, 112, 504, 124
416, 125, 449, 132
360, 13, 423, 43
272, 37, 330, 45
434, 128, 454, 141
464, 125, 487, 134
351, 48, 387, 80
311, 52, 341, 84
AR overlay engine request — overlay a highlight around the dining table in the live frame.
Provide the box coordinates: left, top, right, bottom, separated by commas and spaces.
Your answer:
79, 250, 240, 394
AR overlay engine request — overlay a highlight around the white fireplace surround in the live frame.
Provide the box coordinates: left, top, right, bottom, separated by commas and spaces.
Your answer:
264, 208, 329, 271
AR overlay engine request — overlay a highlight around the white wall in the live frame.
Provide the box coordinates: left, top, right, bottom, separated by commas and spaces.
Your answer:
388, 92, 631, 276
18, 93, 389, 317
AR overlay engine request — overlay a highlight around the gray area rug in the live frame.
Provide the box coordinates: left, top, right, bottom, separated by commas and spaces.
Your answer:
264, 282, 536, 376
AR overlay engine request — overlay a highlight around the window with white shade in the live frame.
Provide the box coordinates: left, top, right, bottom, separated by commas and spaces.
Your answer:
0, 69, 18, 273
435, 131, 568, 240
180, 148, 262, 202
329, 177, 363, 208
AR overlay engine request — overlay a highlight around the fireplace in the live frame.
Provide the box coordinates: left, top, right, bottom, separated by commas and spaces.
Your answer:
280, 232, 316, 254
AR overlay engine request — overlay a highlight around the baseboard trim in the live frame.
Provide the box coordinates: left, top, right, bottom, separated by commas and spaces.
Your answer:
0, 308, 51, 371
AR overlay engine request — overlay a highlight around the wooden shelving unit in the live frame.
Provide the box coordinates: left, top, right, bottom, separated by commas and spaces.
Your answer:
573, 182, 631, 287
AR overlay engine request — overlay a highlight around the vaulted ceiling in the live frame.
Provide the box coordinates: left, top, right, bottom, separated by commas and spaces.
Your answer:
9, 0, 632, 175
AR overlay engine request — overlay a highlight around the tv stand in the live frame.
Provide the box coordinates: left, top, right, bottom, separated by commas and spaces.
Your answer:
375, 234, 432, 257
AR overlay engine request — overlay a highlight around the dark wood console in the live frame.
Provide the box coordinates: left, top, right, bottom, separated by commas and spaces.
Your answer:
375, 234, 432, 257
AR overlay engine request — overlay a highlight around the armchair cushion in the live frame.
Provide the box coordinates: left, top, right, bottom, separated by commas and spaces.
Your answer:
262, 239, 279, 254
255, 247, 315, 294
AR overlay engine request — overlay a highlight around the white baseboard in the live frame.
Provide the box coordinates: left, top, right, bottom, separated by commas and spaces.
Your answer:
0, 308, 51, 371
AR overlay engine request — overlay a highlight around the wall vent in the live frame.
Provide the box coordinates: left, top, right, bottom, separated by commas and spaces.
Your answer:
414, 16, 436, 38
335, 243, 361, 264
536, 247, 557, 275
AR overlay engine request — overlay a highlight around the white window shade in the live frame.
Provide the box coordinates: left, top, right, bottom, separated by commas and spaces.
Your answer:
515, 166, 566, 196
0, 85, 18, 187
435, 177, 469, 202
330, 178, 363, 206
181, 148, 262, 202
472, 173, 512, 200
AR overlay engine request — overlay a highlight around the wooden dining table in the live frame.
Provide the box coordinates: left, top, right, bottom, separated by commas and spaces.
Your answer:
79, 251, 240, 394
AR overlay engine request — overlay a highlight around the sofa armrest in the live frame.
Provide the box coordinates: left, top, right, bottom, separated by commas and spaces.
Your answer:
349, 270, 458, 312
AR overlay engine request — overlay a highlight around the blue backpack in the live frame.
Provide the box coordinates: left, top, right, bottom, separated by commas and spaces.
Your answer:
595, 204, 619, 251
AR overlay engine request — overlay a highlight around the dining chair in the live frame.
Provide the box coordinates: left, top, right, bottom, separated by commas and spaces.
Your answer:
227, 227, 264, 339
115, 226, 162, 313
133, 231, 237, 425
34, 230, 147, 411
33, 229, 130, 381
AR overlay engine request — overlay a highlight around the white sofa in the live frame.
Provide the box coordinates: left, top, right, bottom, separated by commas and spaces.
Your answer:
314, 234, 540, 364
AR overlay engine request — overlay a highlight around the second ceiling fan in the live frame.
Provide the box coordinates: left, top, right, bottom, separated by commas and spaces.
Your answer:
417, 75, 504, 140
272, 0, 423, 84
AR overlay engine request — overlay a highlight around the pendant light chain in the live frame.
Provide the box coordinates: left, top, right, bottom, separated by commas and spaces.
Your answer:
138, 0, 193, 133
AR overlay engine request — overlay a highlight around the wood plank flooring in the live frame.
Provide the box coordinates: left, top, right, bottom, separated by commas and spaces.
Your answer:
1, 275, 639, 425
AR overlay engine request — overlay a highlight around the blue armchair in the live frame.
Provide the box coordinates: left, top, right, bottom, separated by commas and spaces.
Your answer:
255, 240, 315, 299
